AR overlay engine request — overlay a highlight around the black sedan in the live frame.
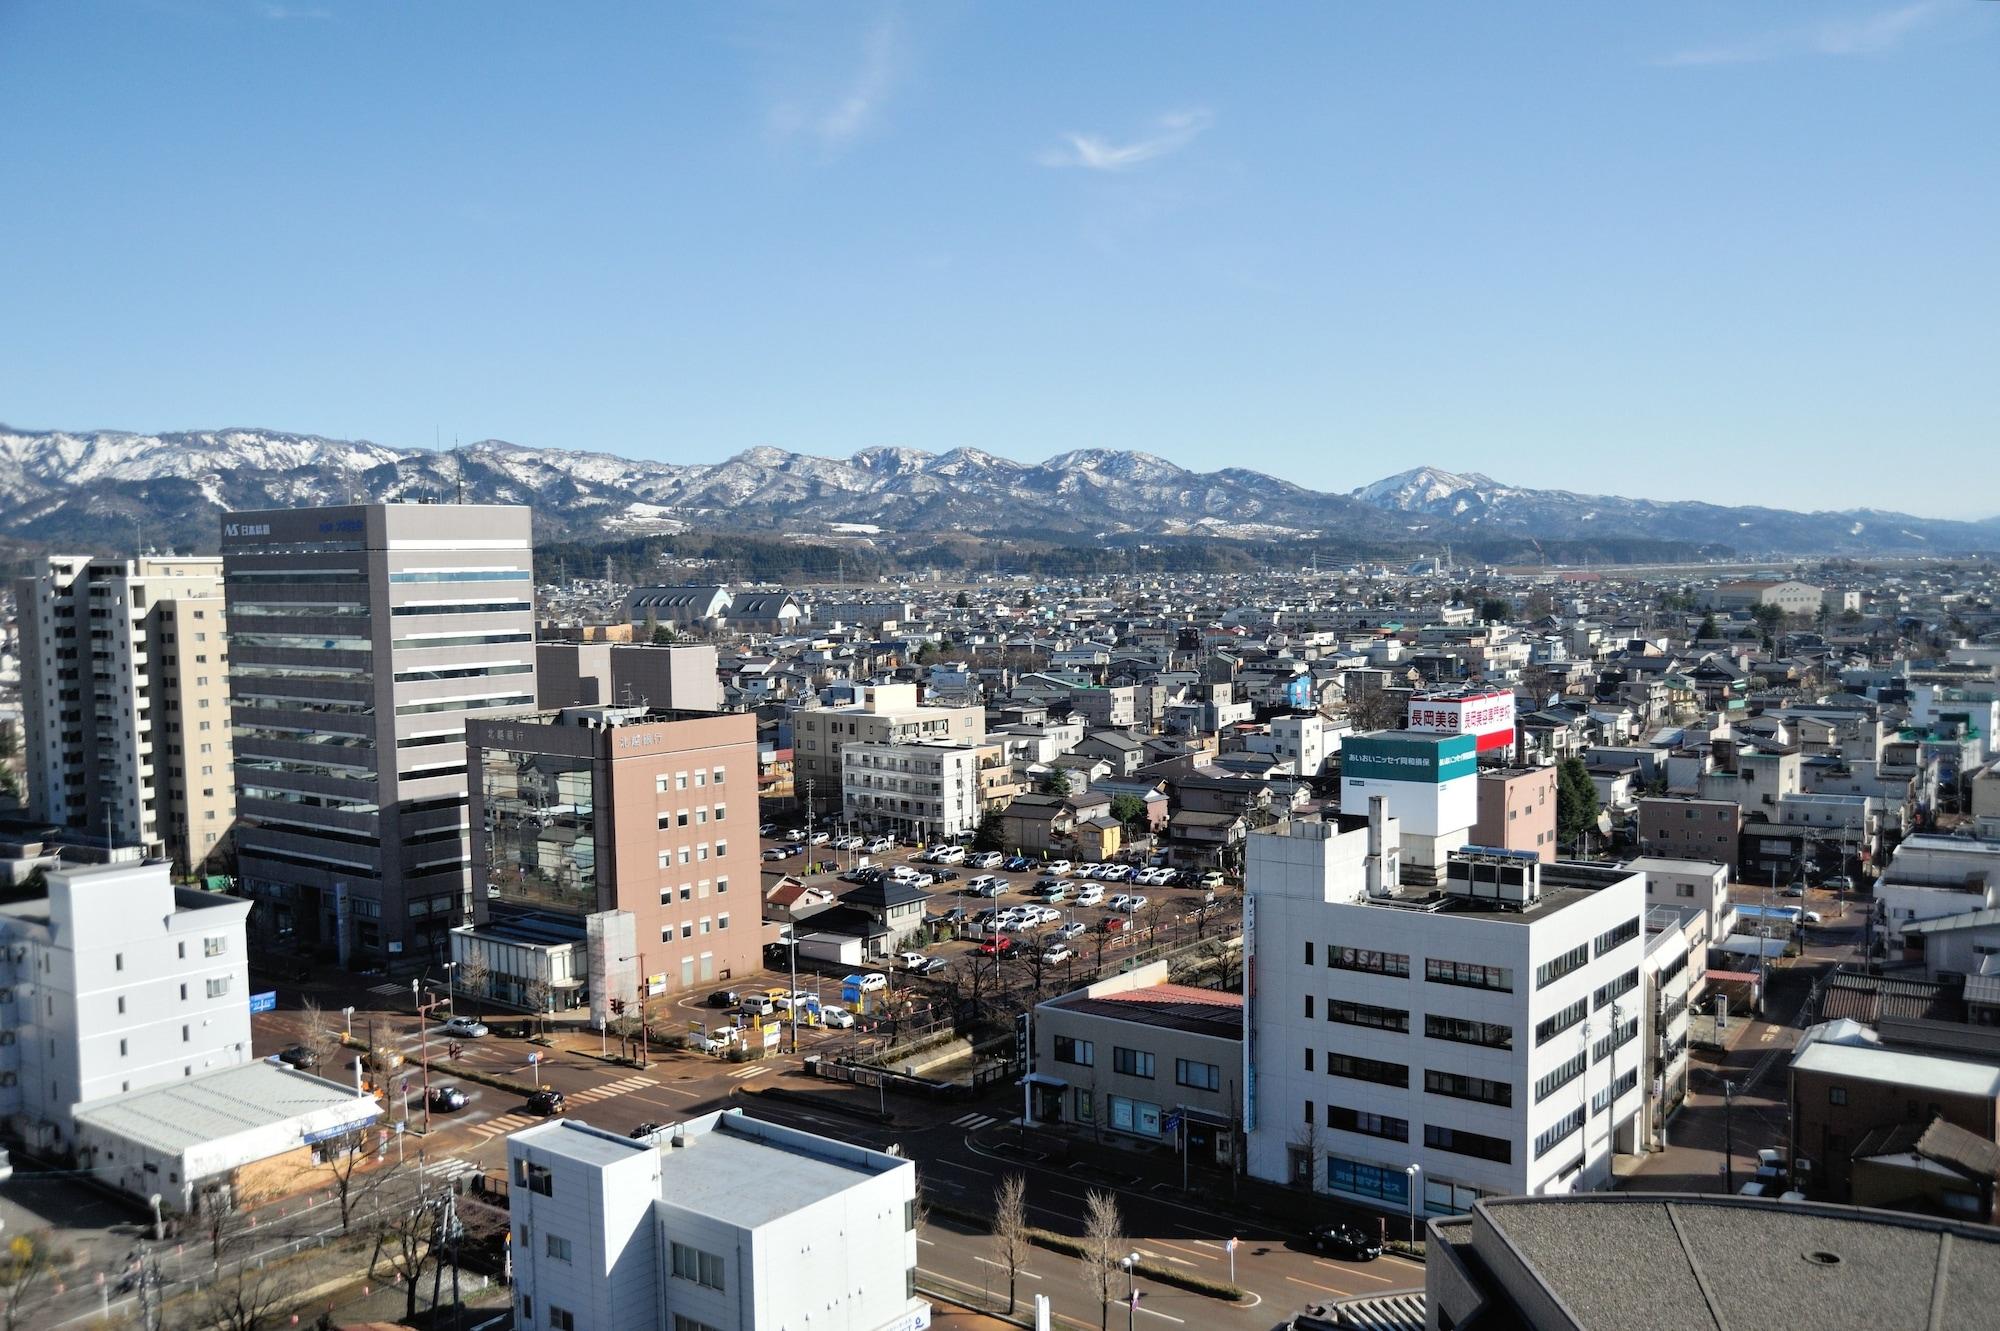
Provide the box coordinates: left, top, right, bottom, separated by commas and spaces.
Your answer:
428, 1085, 468, 1112
1309, 1223, 1383, 1261
707, 989, 740, 1009
527, 1089, 567, 1116
630, 1121, 667, 1139
276, 1045, 318, 1070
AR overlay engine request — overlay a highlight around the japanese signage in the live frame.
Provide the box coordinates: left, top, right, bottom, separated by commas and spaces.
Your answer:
1406, 692, 1516, 753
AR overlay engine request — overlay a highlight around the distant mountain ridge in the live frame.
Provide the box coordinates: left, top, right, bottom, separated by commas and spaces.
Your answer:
0, 426, 1993, 557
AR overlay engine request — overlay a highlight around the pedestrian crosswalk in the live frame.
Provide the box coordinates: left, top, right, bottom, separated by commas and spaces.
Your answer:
419, 1155, 484, 1187
470, 1111, 537, 1140
724, 1062, 772, 1080
367, 982, 408, 997
568, 1075, 657, 1105
950, 1112, 999, 1130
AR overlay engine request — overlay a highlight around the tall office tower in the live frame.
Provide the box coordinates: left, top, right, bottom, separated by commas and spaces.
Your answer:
221, 504, 536, 969
14, 555, 235, 872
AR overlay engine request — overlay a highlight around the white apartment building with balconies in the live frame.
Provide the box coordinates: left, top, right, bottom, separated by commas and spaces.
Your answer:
841, 738, 984, 842
0, 859, 252, 1150
1244, 807, 1647, 1220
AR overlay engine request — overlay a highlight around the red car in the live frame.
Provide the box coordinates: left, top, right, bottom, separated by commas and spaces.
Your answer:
976, 937, 1017, 956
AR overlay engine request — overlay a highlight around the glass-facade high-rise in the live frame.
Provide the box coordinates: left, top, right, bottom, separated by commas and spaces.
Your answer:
480, 747, 598, 917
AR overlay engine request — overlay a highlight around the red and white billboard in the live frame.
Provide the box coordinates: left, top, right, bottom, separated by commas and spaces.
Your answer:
1406, 690, 1515, 754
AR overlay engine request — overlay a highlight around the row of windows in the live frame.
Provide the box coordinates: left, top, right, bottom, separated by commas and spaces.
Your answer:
657, 841, 728, 867
662, 915, 730, 942
659, 877, 730, 904
1303, 995, 1511, 1048
657, 768, 728, 791
657, 805, 727, 829
1595, 916, 1641, 957
1308, 942, 1512, 992
1535, 998, 1589, 1048
388, 569, 529, 583
1425, 1069, 1512, 1107
1535, 1051, 1588, 1104
1535, 1106, 1586, 1159
671, 1241, 725, 1290
390, 600, 531, 616
1593, 967, 1640, 1011
393, 630, 534, 650
394, 692, 534, 716
1536, 943, 1589, 990
392, 662, 533, 684
1326, 1103, 1408, 1142
1425, 1123, 1511, 1164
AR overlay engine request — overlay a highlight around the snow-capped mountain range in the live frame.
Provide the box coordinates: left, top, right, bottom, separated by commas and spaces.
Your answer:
0, 427, 1992, 556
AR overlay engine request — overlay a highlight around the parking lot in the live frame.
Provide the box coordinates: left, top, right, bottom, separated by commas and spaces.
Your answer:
753, 822, 1239, 1012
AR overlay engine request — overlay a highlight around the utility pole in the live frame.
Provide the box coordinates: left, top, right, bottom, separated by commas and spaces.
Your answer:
1722, 1078, 1736, 1192
413, 982, 445, 1133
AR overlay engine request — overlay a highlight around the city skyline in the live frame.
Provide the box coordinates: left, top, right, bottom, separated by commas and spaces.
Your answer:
3, 3, 1996, 516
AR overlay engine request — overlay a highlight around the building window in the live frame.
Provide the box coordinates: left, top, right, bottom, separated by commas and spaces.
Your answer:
115, 952, 125, 972
1535, 1052, 1589, 1103
1054, 1036, 1096, 1068
549, 1308, 576, 1331
674, 1317, 721, 1331
716, 876, 729, 895
712, 766, 725, 785
1424, 958, 1514, 992
1535, 943, 1588, 989
117, 996, 126, 1014
671, 1242, 725, 1291
1326, 1104, 1409, 1142
1592, 968, 1640, 1010
1534, 998, 1588, 1047
1327, 1000, 1409, 1033
1112, 1047, 1155, 1078
1425, 1013, 1513, 1049
1328, 946, 1409, 978
204, 936, 226, 957
1324, 1051, 1408, 1088
1535, 1107, 1586, 1159
1303, 995, 1314, 1019
545, 1233, 572, 1262
1424, 1069, 1512, 1107
206, 977, 230, 999
1425, 1123, 1511, 1164
1175, 1058, 1221, 1091
1304, 940, 1314, 965
516, 1161, 553, 1196
718, 913, 729, 930
1829, 1086, 1847, 1106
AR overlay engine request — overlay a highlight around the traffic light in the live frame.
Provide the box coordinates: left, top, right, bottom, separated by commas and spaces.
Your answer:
611, 997, 626, 1017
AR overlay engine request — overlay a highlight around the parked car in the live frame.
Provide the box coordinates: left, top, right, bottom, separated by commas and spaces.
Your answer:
759, 822, 778, 836
937, 906, 969, 925
1781, 883, 1806, 898
740, 995, 776, 1016
932, 845, 967, 865
1055, 921, 1087, 940
707, 988, 740, 1008
899, 950, 929, 971
819, 1004, 856, 1028
1822, 874, 1854, 892
1045, 860, 1073, 876
1003, 856, 1033, 872
909, 872, 936, 889
968, 851, 1005, 869
916, 956, 951, 975
762, 847, 793, 861
630, 1121, 667, 1139
1309, 1223, 1382, 1261
808, 831, 832, 845
277, 1044, 318, 1070
1100, 916, 1131, 934
834, 834, 864, 850
931, 869, 961, 883
1099, 864, 1132, 883
976, 937, 1018, 956
1075, 886, 1105, 907
528, 1089, 567, 1116
442, 1017, 489, 1038
1199, 870, 1226, 889
865, 836, 895, 854
429, 1085, 469, 1112
1041, 945, 1073, 964
857, 972, 889, 992
967, 873, 1001, 893
1802, 910, 1824, 925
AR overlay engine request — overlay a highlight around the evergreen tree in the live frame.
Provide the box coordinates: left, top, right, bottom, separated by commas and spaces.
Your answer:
1556, 757, 1600, 847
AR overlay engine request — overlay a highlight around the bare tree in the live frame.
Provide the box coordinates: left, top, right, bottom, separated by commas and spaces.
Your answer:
1082, 1188, 1127, 1331
523, 977, 552, 1042
191, 1257, 297, 1331
200, 1202, 259, 1276
369, 1193, 436, 1324
299, 997, 340, 1073
1195, 935, 1240, 991
457, 951, 490, 1018
992, 1173, 1031, 1314
0, 1233, 60, 1331
322, 1131, 390, 1235
1289, 1117, 1324, 1191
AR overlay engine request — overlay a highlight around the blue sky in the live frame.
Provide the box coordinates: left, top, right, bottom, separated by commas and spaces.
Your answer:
2, 2, 1994, 516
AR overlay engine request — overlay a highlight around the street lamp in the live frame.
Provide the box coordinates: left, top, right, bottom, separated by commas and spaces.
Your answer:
1405, 1163, 1421, 1248
1121, 1252, 1141, 1331
441, 961, 459, 1019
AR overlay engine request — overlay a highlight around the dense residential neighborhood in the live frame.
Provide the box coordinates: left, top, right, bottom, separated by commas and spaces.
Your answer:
2, 510, 1998, 1329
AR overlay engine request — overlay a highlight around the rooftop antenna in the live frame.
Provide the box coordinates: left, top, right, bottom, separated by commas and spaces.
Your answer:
455, 435, 464, 504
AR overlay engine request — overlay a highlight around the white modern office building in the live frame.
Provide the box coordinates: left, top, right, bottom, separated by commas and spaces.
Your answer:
841, 738, 985, 841
13, 555, 236, 873
508, 1110, 929, 1331
0, 859, 253, 1149
1244, 805, 1647, 1219
222, 502, 537, 969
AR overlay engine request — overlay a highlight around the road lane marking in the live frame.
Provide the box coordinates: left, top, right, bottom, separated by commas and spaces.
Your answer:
1314, 1258, 1398, 1285
1288, 1274, 1348, 1295
973, 1256, 1042, 1279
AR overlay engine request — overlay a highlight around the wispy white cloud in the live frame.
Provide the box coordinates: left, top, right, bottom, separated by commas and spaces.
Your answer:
1660, 0, 1946, 67
1037, 109, 1213, 172
768, 17, 901, 150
